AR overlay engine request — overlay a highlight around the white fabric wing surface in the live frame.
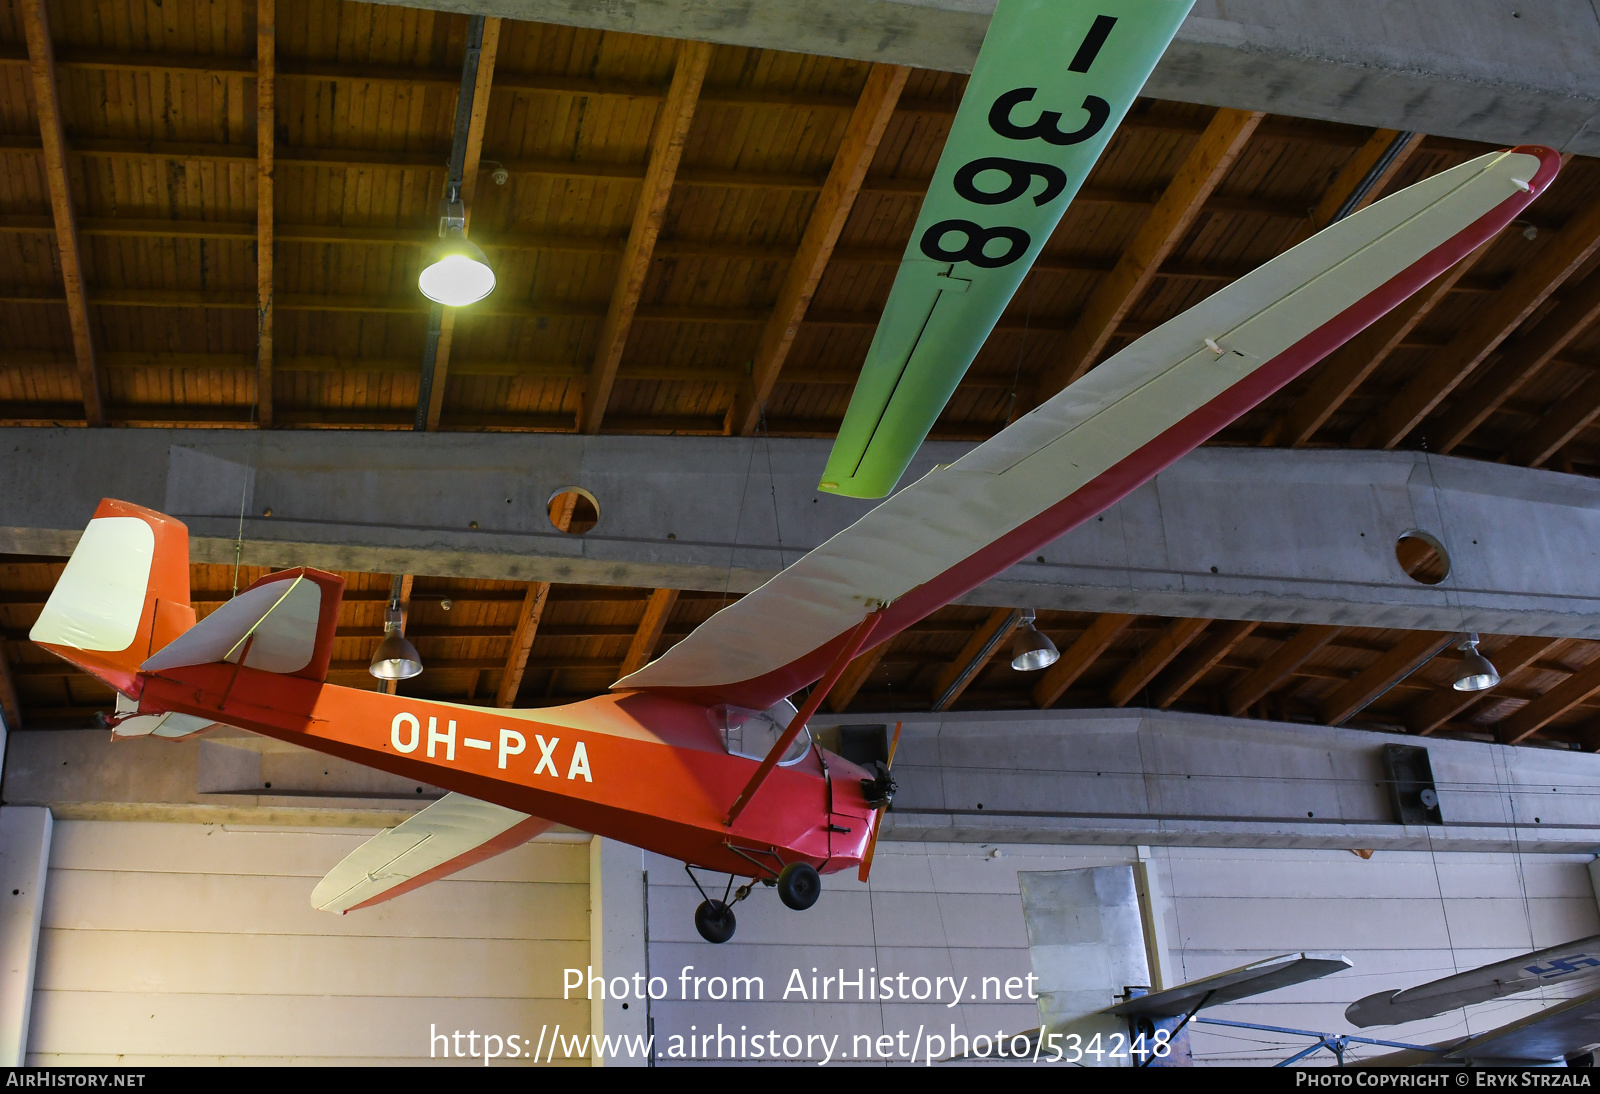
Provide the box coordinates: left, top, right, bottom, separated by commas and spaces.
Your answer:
618, 150, 1542, 696
310, 792, 540, 914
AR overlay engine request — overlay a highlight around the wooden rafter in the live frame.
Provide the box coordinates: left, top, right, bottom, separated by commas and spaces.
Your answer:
580, 40, 712, 436
1225, 624, 1342, 717
495, 494, 576, 707
1151, 620, 1257, 709
0, 639, 22, 731
1499, 655, 1600, 745
1263, 242, 1489, 447
22, 0, 102, 426
1510, 369, 1600, 468
1321, 630, 1454, 726
494, 582, 552, 707
1108, 617, 1210, 708
1032, 613, 1135, 709
1354, 198, 1600, 450
255, 0, 275, 428
1304, 130, 1425, 234
728, 63, 909, 436
1030, 108, 1263, 403
827, 642, 891, 713
1409, 635, 1564, 735
1433, 271, 1600, 453
423, 17, 501, 433
932, 608, 1022, 712
618, 588, 679, 679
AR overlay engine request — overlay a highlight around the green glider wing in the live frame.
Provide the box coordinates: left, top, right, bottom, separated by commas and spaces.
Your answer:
818, 0, 1193, 499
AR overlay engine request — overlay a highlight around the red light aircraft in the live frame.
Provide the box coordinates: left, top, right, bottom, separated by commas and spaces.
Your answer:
29, 144, 1554, 942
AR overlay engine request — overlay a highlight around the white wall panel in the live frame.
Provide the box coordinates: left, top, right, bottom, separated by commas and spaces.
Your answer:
27, 821, 591, 1066
647, 842, 1600, 1066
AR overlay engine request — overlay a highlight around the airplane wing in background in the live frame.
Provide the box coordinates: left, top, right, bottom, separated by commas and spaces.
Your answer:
818, 0, 1194, 500
1358, 985, 1600, 1067
617, 146, 1555, 711
311, 792, 551, 914
1107, 953, 1353, 1018
1347, 933, 1600, 1028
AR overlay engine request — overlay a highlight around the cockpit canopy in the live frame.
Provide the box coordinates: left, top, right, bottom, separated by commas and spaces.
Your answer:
711, 698, 811, 766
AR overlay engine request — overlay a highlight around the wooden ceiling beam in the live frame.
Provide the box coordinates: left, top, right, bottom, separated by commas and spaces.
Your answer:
0, 133, 1342, 219
1225, 624, 1342, 716
617, 588, 679, 679
0, 639, 22, 731
1030, 108, 1264, 403
827, 642, 892, 713
1509, 367, 1600, 468
1261, 240, 1490, 447
255, 0, 275, 429
1354, 197, 1600, 450
581, 41, 712, 436
1150, 620, 1257, 709
495, 493, 577, 706
729, 62, 908, 436
1304, 130, 1426, 234
1409, 635, 1565, 735
1320, 630, 1454, 726
1498, 655, 1600, 744
932, 608, 1023, 712
1432, 271, 1600, 452
21, 0, 102, 427
1032, 613, 1136, 709
1108, 616, 1211, 708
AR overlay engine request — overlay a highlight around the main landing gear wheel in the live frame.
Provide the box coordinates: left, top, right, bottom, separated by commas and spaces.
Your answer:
777, 862, 821, 910
694, 899, 737, 944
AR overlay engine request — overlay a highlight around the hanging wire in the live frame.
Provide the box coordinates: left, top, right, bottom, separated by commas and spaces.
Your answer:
232, 291, 271, 599
758, 407, 786, 569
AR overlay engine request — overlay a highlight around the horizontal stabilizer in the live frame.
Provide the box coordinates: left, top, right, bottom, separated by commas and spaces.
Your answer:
1347, 933, 1600, 1027
311, 792, 551, 914
1105, 953, 1353, 1018
142, 567, 343, 682
110, 692, 225, 740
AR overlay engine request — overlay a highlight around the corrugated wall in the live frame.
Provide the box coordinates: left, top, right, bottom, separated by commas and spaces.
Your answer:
26, 821, 592, 1066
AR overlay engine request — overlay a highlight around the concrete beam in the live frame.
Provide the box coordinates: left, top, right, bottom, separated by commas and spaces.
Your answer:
6, 428, 1600, 638
818, 707, 1600, 854
383, 0, 1600, 156
9, 708, 1594, 854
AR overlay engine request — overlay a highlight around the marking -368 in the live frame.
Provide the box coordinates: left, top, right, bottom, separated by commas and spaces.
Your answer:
390, 712, 592, 781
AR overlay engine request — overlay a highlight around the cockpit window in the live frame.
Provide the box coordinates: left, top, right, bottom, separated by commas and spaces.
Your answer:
712, 699, 811, 766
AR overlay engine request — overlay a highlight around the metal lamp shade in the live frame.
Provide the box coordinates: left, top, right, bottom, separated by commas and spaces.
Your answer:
418, 230, 496, 306
369, 627, 423, 680
1010, 623, 1060, 671
1452, 644, 1500, 692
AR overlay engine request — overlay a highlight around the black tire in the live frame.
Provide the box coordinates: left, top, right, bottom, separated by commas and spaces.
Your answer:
694, 899, 736, 944
777, 862, 821, 911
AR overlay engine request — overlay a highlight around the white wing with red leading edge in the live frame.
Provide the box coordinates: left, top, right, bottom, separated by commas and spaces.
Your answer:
614, 147, 1554, 710
311, 792, 551, 914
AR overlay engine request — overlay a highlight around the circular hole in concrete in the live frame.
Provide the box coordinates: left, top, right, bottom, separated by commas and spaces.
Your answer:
1395, 530, 1450, 585
547, 487, 599, 534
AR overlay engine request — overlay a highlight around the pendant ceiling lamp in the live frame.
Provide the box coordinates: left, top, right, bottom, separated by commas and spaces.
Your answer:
1451, 633, 1500, 693
419, 218, 495, 307
1010, 609, 1060, 671
369, 601, 423, 681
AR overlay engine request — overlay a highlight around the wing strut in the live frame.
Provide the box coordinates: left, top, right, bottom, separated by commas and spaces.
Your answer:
726, 609, 884, 826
